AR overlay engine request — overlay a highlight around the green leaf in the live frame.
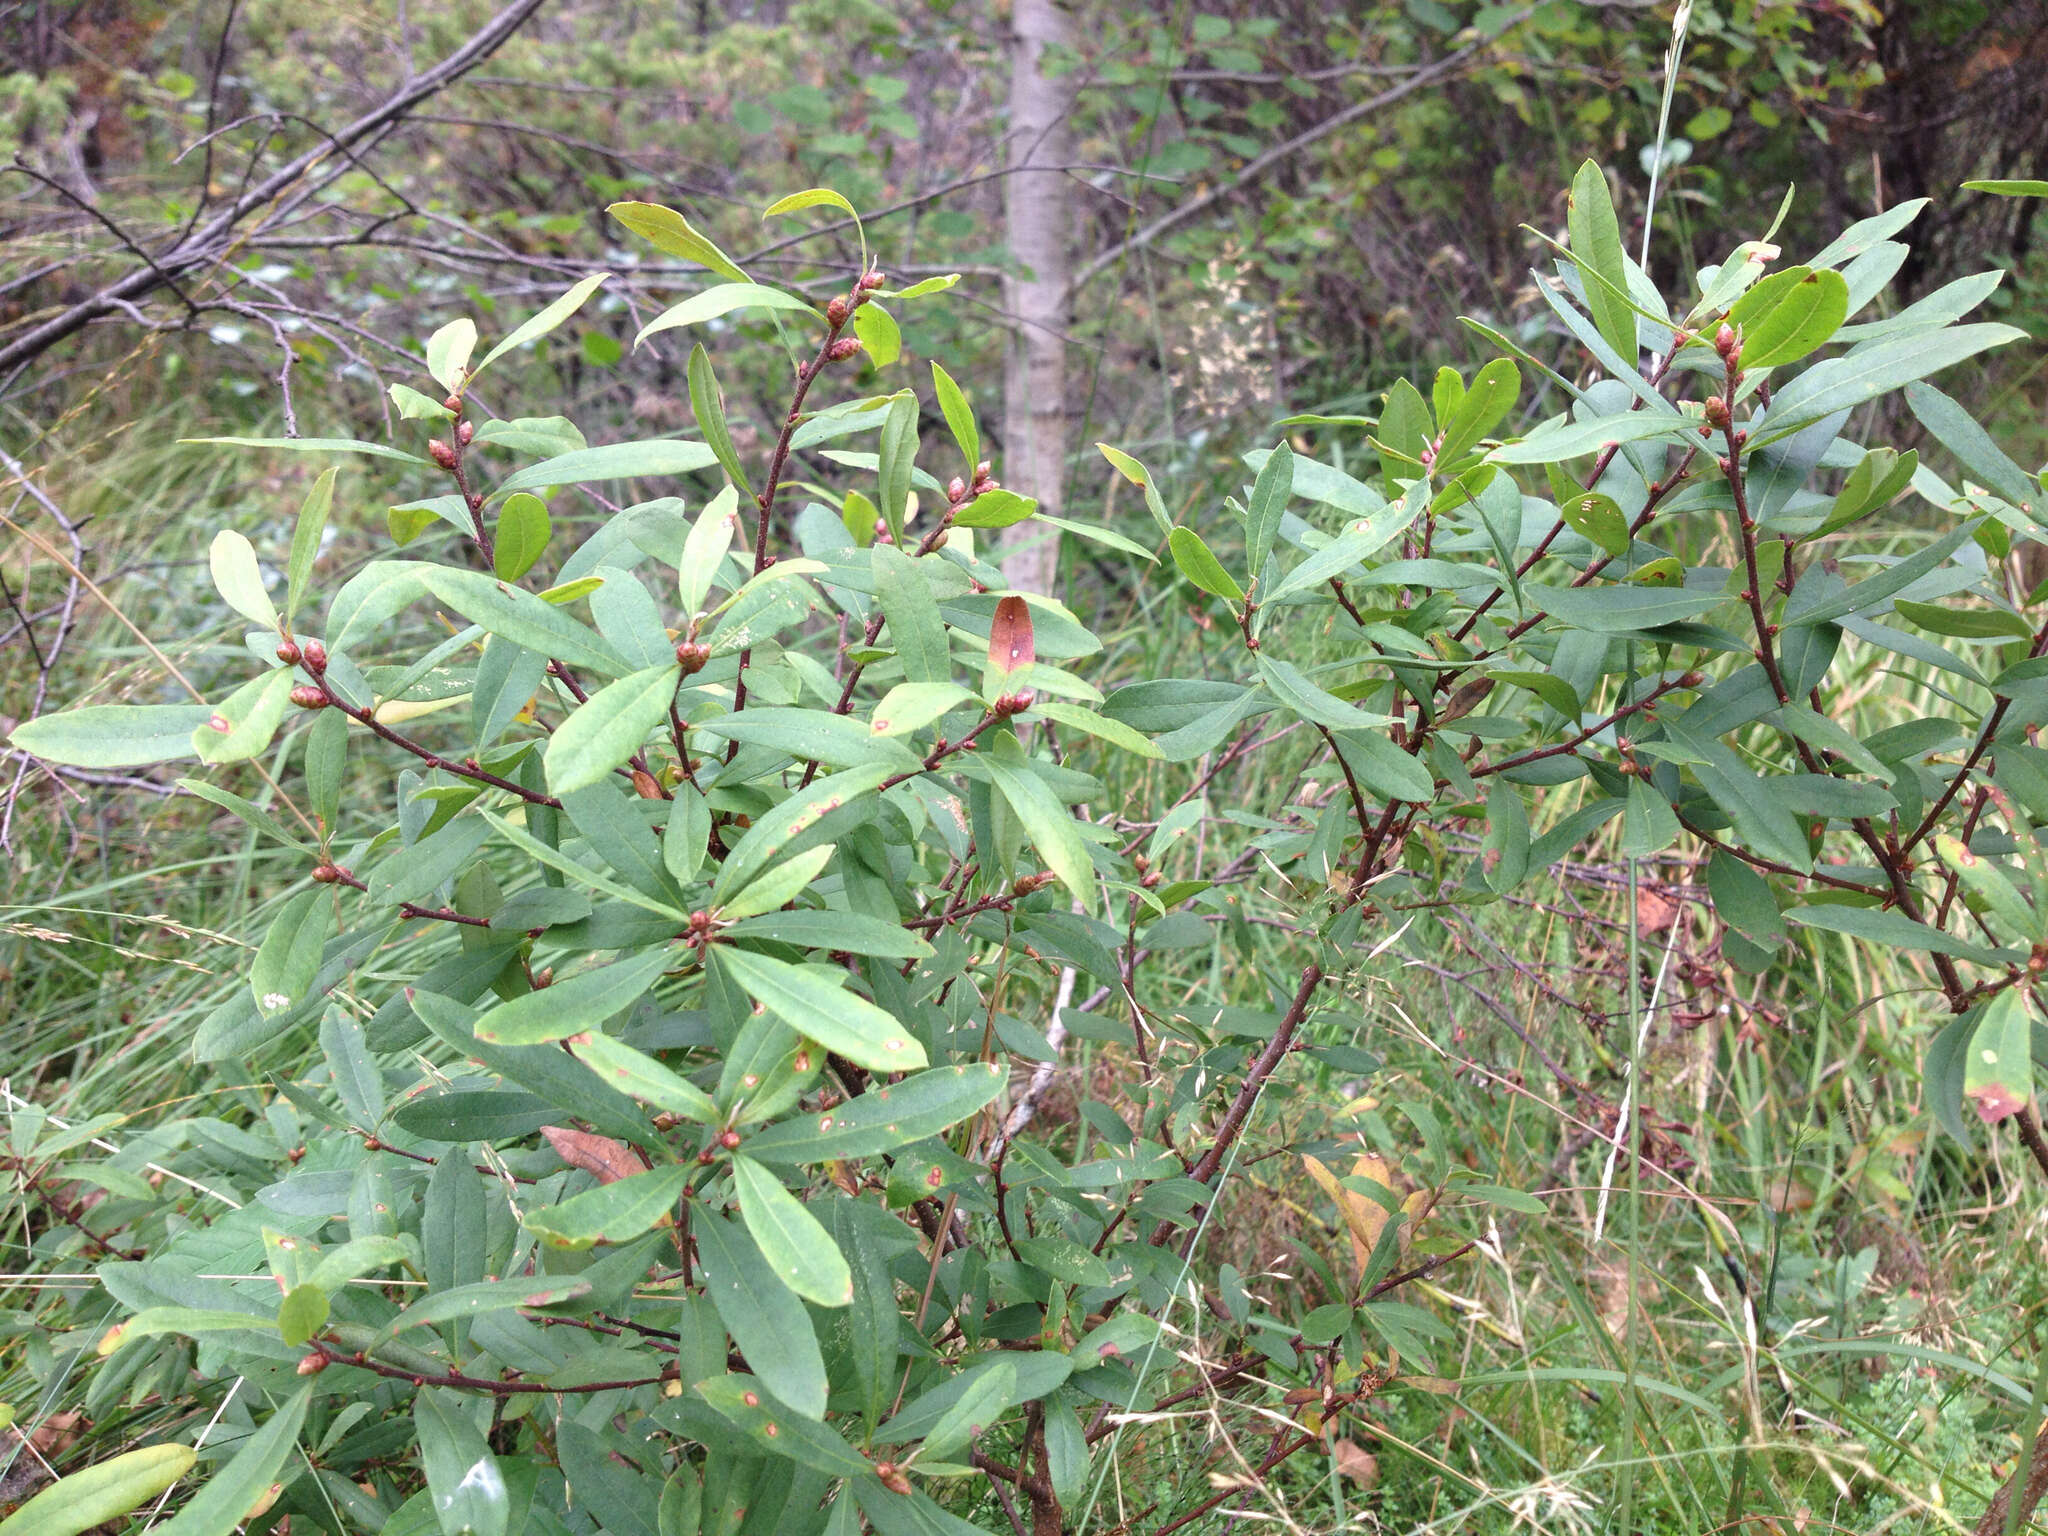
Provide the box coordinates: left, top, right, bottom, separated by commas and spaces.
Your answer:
1032, 700, 1162, 758
1097, 443, 1174, 540
192, 668, 296, 766
981, 748, 1096, 912
694, 1210, 828, 1419
493, 494, 551, 582
732, 1155, 853, 1307
151, 1385, 310, 1536
921, 1359, 1017, 1462
525, 1166, 689, 1250
363, 816, 490, 907
679, 485, 741, 616
1265, 498, 1426, 601
853, 302, 900, 367
10, 705, 211, 768
390, 1090, 556, 1143
1567, 160, 1637, 364
723, 909, 934, 959
426, 319, 478, 393
606, 202, 749, 282
1243, 441, 1292, 580
1785, 903, 2009, 966
636, 285, 816, 347
714, 946, 928, 1072
1935, 835, 2040, 941
1557, 491, 1631, 557
694, 1376, 872, 1475
1255, 656, 1395, 735
493, 440, 718, 500
952, 489, 1037, 529
472, 945, 675, 1046
209, 529, 277, 628
1729, 266, 1851, 369
1168, 527, 1244, 603
1762, 325, 2026, 441
870, 680, 975, 737
1332, 731, 1435, 804
544, 662, 681, 796
376, 1277, 594, 1341
1905, 382, 2038, 509
286, 468, 337, 624
250, 889, 334, 1017
718, 844, 834, 921
872, 542, 950, 684
741, 1063, 1006, 1164
1707, 849, 1785, 945
1962, 179, 2048, 198
764, 188, 859, 220
474, 272, 611, 376
0, 1446, 196, 1536
417, 566, 628, 676
931, 362, 978, 470
564, 1034, 719, 1123
415, 1391, 509, 1536
713, 764, 895, 903
1434, 358, 1520, 468
277, 1283, 328, 1347
1527, 583, 1718, 633
1489, 410, 1692, 465
1894, 598, 2032, 641
1963, 990, 2034, 1124
876, 391, 918, 544
688, 346, 754, 499
182, 435, 429, 465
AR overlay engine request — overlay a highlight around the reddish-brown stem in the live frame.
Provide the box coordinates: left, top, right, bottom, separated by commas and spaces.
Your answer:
313, 685, 560, 807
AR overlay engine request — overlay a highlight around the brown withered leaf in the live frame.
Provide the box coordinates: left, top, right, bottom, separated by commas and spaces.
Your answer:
1302, 1152, 1395, 1274
1636, 885, 1679, 934
1332, 1439, 1379, 1487
988, 595, 1034, 675
542, 1126, 648, 1184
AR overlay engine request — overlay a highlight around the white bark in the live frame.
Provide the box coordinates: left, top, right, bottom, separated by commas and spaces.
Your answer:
1000, 0, 1073, 595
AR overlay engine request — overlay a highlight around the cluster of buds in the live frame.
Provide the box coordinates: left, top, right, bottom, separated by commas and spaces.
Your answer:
289, 684, 327, 710
682, 909, 716, 948
873, 1462, 912, 1497
674, 640, 711, 675
696, 1127, 744, 1165
1714, 322, 1740, 367
1132, 853, 1163, 890
310, 863, 349, 884
1010, 870, 1058, 898
991, 689, 1037, 718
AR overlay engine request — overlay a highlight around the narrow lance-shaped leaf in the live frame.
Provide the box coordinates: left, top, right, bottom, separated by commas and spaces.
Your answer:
693, 1210, 829, 1419
210, 530, 277, 629
732, 1155, 854, 1307
739, 1064, 1006, 1164
151, 1385, 311, 1536
544, 662, 681, 796
1567, 160, 1637, 365
286, 468, 337, 624
474, 272, 611, 376
714, 946, 928, 1073
471, 945, 675, 1046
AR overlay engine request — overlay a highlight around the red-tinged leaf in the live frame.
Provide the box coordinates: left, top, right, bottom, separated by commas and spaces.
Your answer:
989, 595, 1034, 676
1964, 990, 2034, 1125
542, 1125, 650, 1184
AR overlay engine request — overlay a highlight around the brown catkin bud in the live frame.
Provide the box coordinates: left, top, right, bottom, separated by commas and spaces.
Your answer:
947, 476, 967, 503
1679, 670, 1705, 688
276, 639, 301, 665
428, 439, 458, 470
826, 296, 849, 326
310, 863, 343, 884
718, 1129, 742, 1150
675, 641, 711, 675
826, 337, 863, 363
1715, 322, 1739, 361
297, 1352, 328, 1376
859, 270, 886, 291
1703, 395, 1732, 431
301, 639, 328, 673
457, 420, 475, 446
290, 684, 328, 710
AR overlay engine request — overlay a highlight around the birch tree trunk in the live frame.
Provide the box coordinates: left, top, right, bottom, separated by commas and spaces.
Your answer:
1000, 0, 1073, 596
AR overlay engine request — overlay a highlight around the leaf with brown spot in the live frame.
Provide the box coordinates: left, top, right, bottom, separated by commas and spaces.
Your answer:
988, 595, 1034, 676
542, 1125, 649, 1184
1303, 1152, 1395, 1274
